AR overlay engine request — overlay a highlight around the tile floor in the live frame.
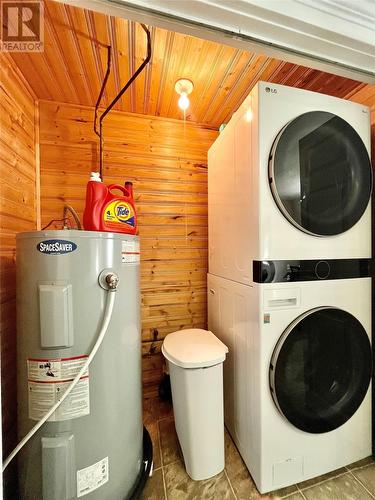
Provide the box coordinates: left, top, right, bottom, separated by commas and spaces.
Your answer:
141, 397, 375, 500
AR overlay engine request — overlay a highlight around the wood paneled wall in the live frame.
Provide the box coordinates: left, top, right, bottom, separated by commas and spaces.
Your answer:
0, 53, 38, 495
349, 85, 375, 159
38, 100, 218, 396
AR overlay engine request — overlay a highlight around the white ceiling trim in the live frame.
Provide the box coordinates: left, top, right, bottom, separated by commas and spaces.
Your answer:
58, 0, 375, 83
296, 0, 375, 35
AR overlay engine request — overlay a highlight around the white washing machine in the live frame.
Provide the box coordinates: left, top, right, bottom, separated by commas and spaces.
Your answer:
208, 82, 372, 286
207, 264, 372, 494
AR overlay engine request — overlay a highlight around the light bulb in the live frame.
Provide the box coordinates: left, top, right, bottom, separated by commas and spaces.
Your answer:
245, 109, 253, 122
178, 93, 190, 111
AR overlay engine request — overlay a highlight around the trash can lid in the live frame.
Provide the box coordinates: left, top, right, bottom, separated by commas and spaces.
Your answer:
162, 329, 228, 369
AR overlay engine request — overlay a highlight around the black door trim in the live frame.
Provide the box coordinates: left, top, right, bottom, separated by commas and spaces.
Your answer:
269, 307, 372, 434
268, 111, 372, 236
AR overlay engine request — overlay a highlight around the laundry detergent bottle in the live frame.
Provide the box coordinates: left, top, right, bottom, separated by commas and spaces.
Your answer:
83, 172, 138, 234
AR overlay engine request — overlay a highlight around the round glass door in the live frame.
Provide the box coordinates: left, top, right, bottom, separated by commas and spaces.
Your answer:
269, 307, 372, 434
269, 111, 372, 236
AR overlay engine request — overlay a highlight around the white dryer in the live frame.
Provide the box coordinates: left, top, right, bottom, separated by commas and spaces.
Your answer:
207, 264, 372, 494
208, 82, 372, 286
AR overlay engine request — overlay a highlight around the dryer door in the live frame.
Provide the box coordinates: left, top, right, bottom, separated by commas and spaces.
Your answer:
269, 111, 372, 236
269, 307, 372, 433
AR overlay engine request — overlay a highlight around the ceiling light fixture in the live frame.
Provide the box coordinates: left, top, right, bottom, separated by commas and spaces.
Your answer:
245, 109, 253, 122
175, 78, 194, 111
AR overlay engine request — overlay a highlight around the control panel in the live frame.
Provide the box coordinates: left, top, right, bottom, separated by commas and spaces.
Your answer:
253, 258, 371, 283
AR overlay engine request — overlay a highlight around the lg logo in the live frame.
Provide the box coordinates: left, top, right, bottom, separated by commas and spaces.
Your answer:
265, 87, 277, 94
1, 1, 44, 52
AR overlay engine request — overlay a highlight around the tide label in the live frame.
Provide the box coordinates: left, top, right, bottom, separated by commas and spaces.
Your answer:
103, 200, 135, 228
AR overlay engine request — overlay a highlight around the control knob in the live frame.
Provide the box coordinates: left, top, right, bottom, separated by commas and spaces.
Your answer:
315, 260, 330, 279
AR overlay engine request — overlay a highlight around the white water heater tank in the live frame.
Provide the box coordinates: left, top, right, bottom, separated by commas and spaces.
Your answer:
16, 230, 142, 499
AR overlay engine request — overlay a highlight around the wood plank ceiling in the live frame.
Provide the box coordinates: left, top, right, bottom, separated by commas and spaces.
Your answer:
10, 0, 370, 129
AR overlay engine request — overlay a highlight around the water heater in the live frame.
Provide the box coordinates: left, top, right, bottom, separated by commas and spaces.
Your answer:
16, 230, 143, 499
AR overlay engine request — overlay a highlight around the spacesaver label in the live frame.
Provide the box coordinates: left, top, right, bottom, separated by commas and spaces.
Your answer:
37, 240, 77, 255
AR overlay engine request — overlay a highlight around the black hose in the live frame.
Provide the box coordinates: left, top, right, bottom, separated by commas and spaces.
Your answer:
126, 426, 153, 500
95, 24, 152, 181
94, 45, 112, 138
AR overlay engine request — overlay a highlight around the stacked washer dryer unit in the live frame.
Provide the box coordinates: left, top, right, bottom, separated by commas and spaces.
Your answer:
207, 82, 373, 493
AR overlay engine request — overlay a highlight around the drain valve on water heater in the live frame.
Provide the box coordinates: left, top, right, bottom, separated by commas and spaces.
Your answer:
99, 269, 120, 290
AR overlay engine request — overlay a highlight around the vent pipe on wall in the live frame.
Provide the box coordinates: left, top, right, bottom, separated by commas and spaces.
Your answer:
93, 23, 152, 181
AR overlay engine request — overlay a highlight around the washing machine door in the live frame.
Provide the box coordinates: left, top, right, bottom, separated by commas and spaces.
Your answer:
269, 111, 372, 236
269, 307, 372, 433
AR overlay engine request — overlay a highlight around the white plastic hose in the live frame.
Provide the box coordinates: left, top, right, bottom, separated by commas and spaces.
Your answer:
3, 288, 117, 472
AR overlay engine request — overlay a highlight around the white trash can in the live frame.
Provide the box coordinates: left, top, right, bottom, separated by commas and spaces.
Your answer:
162, 329, 228, 480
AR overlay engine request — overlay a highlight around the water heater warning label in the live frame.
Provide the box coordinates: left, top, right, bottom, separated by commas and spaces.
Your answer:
77, 457, 109, 497
27, 356, 90, 421
122, 239, 140, 263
